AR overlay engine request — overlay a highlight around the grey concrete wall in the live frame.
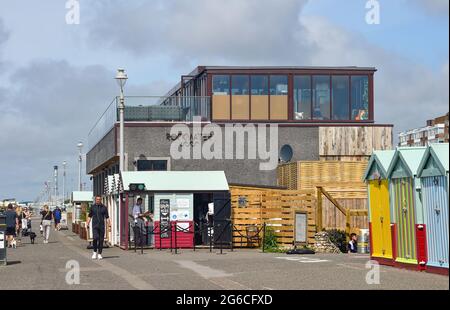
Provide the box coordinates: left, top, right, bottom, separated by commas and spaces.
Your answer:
121, 125, 319, 186
86, 128, 116, 173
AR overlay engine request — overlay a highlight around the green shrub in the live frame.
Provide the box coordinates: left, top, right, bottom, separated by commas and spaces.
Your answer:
262, 226, 279, 252
326, 229, 347, 253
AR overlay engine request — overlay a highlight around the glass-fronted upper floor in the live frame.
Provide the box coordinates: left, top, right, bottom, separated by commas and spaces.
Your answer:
166, 66, 376, 123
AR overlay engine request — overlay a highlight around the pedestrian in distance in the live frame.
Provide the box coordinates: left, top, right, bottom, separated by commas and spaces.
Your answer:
5, 204, 18, 248
53, 206, 62, 231
348, 233, 358, 253
132, 197, 151, 247
40, 205, 53, 244
86, 196, 111, 260
15, 206, 23, 243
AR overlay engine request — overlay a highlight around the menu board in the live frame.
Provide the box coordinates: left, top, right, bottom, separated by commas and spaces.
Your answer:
159, 199, 171, 238
295, 212, 307, 244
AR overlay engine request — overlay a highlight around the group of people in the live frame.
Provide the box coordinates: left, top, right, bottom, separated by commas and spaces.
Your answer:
3, 204, 63, 247
3, 204, 33, 248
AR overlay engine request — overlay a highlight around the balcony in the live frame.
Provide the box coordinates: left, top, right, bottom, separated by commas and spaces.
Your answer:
88, 96, 211, 151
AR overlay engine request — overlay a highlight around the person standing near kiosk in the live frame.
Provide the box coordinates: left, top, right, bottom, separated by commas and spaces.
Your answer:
87, 196, 110, 260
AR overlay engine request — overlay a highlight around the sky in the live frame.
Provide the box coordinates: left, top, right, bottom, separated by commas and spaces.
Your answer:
0, 0, 448, 201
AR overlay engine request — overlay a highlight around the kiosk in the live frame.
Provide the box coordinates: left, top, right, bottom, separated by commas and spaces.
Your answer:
119, 171, 230, 250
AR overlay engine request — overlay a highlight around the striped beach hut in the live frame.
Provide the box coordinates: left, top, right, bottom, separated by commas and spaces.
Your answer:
387, 147, 427, 270
417, 143, 449, 275
363, 150, 396, 265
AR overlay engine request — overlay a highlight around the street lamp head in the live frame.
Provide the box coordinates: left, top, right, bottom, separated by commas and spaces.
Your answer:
63, 161, 67, 166
77, 142, 83, 150
115, 68, 128, 88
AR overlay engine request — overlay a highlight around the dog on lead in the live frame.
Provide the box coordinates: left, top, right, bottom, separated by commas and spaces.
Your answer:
29, 232, 37, 244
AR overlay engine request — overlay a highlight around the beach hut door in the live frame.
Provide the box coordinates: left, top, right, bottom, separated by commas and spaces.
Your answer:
423, 176, 449, 268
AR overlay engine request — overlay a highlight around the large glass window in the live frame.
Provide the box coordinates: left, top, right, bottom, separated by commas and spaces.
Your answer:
313, 75, 330, 120
293, 76, 311, 120
137, 160, 168, 171
332, 76, 350, 120
351, 75, 369, 121
212, 75, 230, 95
270, 75, 288, 95
231, 75, 249, 95
250, 75, 269, 120
251, 75, 268, 95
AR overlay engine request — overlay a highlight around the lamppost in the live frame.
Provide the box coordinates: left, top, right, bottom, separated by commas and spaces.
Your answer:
62, 161, 67, 205
115, 68, 128, 172
77, 142, 83, 191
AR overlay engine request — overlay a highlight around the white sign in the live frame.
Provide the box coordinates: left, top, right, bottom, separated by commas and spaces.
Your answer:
0, 232, 4, 249
176, 199, 190, 209
208, 202, 214, 215
295, 213, 307, 243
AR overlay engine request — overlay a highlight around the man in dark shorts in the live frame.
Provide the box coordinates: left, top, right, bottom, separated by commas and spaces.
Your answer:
86, 196, 110, 260
5, 204, 18, 248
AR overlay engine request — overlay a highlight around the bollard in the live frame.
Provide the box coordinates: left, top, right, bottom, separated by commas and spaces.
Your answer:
133, 225, 137, 253
159, 223, 162, 251
174, 223, 178, 255
262, 223, 266, 253
193, 224, 196, 252
209, 225, 213, 253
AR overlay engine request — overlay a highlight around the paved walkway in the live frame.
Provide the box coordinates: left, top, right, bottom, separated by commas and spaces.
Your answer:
1, 219, 448, 290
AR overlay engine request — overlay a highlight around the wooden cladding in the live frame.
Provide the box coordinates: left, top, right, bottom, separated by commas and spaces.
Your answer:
319, 126, 393, 157
230, 186, 316, 247
278, 161, 369, 191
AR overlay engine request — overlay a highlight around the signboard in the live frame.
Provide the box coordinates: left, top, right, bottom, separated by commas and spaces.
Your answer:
0, 232, 4, 249
159, 199, 170, 238
176, 198, 190, 209
60, 212, 68, 229
295, 212, 307, 244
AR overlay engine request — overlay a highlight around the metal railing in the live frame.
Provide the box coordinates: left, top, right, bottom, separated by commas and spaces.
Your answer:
88, 96, 211, 151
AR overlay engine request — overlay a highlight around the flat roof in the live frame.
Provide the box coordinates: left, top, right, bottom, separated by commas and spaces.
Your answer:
121, 171, 229, 192
197, 65, 377, 71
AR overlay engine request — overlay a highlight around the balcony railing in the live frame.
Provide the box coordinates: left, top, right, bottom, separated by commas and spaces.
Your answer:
88, 96, 211, 151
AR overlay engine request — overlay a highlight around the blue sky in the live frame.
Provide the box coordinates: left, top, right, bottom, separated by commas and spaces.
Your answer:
303, 0, 449, 71
0, 0, 448, 201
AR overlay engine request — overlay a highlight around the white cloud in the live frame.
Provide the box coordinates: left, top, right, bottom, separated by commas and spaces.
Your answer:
86, 0, 310, 65
0, 59, 170, 200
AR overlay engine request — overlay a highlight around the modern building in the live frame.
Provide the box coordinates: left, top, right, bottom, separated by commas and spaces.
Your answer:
399, 113, 449, 147
87, 66, 393, 196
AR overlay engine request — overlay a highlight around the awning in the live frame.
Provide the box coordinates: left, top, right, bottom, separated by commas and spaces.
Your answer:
121, 171, 229, 192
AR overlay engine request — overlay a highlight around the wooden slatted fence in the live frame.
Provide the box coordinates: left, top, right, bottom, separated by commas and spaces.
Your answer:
230, 186, 316, 247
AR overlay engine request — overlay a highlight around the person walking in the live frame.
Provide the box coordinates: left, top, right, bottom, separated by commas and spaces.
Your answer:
40, 205, 53, 244
86, 196, 110, 260
53, 207, 62, 231
4, 204, 18, 248
15, 206, 23, 242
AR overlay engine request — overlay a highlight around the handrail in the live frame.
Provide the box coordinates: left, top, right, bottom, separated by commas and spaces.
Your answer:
316, 186, 368, 242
